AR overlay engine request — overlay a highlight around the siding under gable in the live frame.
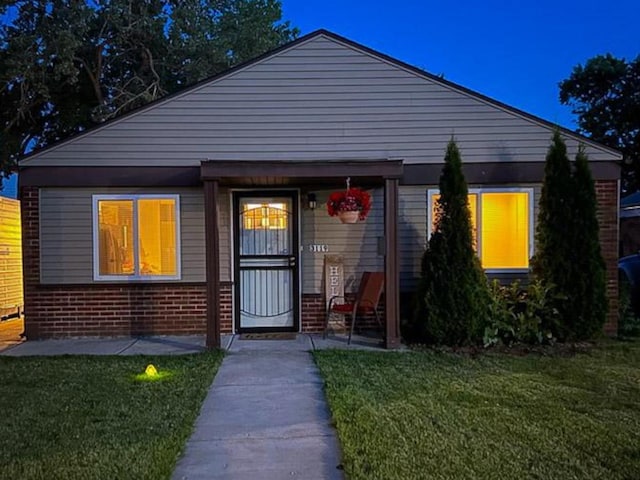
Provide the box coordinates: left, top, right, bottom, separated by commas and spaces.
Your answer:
21, 35, 619, 168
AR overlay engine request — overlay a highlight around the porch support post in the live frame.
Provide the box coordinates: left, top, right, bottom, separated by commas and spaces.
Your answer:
384, 177, 401, 349
204, 179, 221, 349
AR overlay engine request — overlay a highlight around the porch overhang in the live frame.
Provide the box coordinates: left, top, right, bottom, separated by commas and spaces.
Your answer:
200, 159, 404, 185
201, 158, 403, 350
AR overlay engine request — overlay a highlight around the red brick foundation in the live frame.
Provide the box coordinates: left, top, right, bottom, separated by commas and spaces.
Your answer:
21, 186, 234, 339
595, 180, 619, 335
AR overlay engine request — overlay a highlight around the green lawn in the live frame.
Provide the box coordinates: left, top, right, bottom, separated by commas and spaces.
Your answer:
0, 352, 223, 479
314, 341, 640, 480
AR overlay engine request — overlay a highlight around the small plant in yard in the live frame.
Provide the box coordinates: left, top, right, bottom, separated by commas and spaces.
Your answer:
408, 138, 489, 345
483, 279, 559, 347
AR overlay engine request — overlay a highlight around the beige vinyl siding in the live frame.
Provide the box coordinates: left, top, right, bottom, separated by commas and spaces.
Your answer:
399, 186, 428, 291
22, 35, 619, 167
0, 197, 23, 311
398, 184, 541, 291
39, 187, 234, 284
301, 189, 384, 294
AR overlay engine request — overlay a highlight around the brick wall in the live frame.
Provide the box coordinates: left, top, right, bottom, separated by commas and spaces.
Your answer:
595, 179, 619, 335
25, 284, 208, 337
20, 186, 233, 339
220, 283, 233, 333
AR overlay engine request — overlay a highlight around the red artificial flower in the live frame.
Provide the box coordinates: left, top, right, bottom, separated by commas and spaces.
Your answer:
326, 188, 372, 221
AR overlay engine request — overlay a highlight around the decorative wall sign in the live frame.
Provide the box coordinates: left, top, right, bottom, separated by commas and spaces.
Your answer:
324, 255, 344, 308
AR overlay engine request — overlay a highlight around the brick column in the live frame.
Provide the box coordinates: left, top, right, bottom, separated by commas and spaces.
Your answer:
20, 186, 40, 338
595, 179, 619, 335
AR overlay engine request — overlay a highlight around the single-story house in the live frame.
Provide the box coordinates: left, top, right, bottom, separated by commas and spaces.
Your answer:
18, 30, 621, 348
621, 191, 640, 256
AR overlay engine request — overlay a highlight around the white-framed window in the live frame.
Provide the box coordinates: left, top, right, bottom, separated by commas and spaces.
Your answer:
427, 188, 534, 272
92, 194, 181, 281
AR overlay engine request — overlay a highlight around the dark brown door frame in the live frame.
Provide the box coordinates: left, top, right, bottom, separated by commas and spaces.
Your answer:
204, 179, 221, 349
384, 178, 401, 348
232, 190, 300, 334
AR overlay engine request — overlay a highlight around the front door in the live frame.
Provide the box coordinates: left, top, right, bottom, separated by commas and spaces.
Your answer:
233, 192, 299, 332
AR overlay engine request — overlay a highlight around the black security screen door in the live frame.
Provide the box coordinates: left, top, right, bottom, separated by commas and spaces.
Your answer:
233, 191, 299, 332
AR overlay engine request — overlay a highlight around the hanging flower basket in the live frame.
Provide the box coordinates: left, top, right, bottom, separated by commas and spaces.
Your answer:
327, 179, 372, 223
337, 210, 360, 224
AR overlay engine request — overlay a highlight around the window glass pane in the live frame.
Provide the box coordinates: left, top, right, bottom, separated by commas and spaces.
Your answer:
98, 200, 134, 275
431, 193, 478, 248
239, 199, 291, 256
481, 192, 529, 269
242, 202, 288, 230
138, 199, 177, 276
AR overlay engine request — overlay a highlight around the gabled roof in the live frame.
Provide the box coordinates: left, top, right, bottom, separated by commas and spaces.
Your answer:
20, 29, 621, 165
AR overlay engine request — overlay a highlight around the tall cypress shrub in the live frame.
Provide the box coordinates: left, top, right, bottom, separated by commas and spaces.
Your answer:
410, 139, 489, 345
532, 131, 575, 339
571, 147, 608, 338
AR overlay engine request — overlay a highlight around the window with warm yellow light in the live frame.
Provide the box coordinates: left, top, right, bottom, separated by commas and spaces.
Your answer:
138, 199, 177, 276
428, 189, 532, 270
481, 192, 529, 269
242, 203, 288, 230
94, 195, 180, 280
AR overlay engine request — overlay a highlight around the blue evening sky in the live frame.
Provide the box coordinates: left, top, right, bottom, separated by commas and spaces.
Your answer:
282, 0, 640, 130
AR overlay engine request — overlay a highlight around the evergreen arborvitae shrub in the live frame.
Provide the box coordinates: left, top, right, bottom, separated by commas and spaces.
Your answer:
571, 147, 608, 338
533, 132, 608, 340
532, 131, 576, 340
409, 139, 489, 345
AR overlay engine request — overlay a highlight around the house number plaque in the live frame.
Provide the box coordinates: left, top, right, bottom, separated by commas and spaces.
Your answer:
308, 244, 329, 253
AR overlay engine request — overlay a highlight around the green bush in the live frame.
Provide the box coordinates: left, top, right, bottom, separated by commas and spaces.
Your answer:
483, 280, 559, 347
408, 139, 489, 345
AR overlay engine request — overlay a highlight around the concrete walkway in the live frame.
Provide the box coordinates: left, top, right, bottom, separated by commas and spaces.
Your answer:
172, 334, 344, 480
0, 333, 229, 356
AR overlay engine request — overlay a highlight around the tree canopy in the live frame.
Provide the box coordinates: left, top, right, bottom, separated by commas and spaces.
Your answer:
559, 53, 640, 193
0, 0, 298, 180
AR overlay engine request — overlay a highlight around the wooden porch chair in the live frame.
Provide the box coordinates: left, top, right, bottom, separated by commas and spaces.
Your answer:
324, 271, 384, 345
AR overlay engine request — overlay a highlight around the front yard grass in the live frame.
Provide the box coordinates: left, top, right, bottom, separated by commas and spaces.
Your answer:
0, 352, 223, 479
314, 340, 640, 480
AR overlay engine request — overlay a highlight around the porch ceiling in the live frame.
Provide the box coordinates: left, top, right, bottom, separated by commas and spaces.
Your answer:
200, 159, 403, 187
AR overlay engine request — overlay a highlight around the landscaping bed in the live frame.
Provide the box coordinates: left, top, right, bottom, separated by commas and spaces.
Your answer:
0, 352, 223, 479
315, 340, 640, 479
